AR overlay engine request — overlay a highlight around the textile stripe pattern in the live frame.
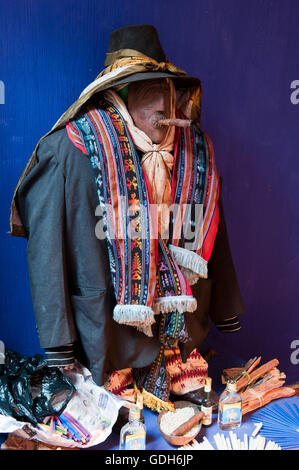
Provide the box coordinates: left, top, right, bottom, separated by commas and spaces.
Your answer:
142, 312, 189, 405
164, 347, 208, 395
72, 104, 157, 337
67, 102, 219, 334
103, 347, 208, 405
142, 345, 209, 404
103, 83, 177, 237
68, 102, 219, 340
172, 115, 219, 262
66, 101, 219, 408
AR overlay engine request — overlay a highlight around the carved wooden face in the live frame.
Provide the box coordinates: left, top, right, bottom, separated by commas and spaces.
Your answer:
127, 78, 170, 143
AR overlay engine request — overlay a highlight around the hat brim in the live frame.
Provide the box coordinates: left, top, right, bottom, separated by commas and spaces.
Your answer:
98, 71, 201, 92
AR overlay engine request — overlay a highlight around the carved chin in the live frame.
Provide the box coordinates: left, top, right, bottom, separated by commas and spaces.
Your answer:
149, 127, 167, 144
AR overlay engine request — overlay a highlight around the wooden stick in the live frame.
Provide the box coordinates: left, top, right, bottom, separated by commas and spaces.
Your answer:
236, 359, 279, 391
222, 357, 262, 381
242, 386, 295, 415
171, 411, 203, 436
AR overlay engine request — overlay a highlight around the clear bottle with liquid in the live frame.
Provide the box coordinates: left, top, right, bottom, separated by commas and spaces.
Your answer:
218, 380, 242, 430
119, 405, 146, 450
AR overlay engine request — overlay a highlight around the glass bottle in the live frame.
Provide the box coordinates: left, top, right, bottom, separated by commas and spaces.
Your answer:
119, 405, 146, 450
201, 377, 213, 426
218, 380, 242, 430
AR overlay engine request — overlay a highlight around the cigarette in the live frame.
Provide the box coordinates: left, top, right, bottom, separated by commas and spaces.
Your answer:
244, 433, 249, 450
251, 422, 263, 437
259, 436, 266, 450
229, 432, 238, 450
221, 434, 228, 450
226, 437, 232, 450
214, 434, 222, 450
203, 436, 215, 450
157, 118, 192, 128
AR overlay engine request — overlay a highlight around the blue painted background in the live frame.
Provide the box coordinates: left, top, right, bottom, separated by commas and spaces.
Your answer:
0, 0, 298, 384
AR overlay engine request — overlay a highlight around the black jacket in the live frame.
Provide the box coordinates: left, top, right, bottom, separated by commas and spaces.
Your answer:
15, 126, 245, 385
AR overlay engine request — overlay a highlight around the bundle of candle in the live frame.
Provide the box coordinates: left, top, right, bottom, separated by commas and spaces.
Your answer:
178, 432, 281, 450
38, 411, 91, 444
222, 356, 295, 415
251, 401, 299, 449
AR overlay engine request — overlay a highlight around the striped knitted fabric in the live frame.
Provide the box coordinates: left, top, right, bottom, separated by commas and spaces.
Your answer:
215, 316, 241, 333
44, 345, 75, 368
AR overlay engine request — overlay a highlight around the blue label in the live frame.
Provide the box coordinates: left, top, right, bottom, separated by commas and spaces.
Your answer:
221, 402, 242, 424
125, 432, 146, 450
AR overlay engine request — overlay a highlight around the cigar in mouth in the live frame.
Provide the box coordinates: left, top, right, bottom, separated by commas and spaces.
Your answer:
157, 118, 192, 128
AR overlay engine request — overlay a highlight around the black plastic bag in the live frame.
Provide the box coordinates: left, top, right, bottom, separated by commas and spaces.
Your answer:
0, 349, 75, 425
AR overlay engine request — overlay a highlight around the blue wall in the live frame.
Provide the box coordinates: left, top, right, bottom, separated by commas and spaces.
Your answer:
0, 0, 298, 383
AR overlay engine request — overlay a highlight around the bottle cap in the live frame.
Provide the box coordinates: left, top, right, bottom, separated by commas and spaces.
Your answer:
136, 391, 144, 410
129, 405, 140, 421
226, 379, 237, 391
204, 377, 212, 391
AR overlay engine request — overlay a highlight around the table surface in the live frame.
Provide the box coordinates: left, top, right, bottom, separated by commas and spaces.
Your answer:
1, 338, 298, 451
90, 396, 299, 451
90, 340, 299, 451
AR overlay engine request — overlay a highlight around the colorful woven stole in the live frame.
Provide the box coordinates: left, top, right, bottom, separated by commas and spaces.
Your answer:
66, 102, 219, 341
169, 112, 220, 283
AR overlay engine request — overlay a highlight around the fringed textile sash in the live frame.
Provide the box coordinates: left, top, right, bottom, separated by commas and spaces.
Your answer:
169, 113, 220, 282
66, 101, 219, 336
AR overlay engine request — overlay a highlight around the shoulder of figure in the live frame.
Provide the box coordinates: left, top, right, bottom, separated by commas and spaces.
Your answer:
36, 125, 82, 164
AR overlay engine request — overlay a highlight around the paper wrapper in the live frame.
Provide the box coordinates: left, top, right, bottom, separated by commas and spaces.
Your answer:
0, 362, 126, 448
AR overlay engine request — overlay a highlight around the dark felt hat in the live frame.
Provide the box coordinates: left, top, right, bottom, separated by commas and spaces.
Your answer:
100, 24, 201, 90
107, 24, 167, 63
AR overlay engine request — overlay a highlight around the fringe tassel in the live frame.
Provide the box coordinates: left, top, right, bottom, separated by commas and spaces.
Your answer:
153, 295, 197, 315
142, 389, 175, 413
169, 244, 208, 280
113, 304, 155, 337
180, 267, 201, 286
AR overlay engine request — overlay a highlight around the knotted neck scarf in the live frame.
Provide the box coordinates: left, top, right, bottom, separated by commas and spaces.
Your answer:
104, 79, 176, 235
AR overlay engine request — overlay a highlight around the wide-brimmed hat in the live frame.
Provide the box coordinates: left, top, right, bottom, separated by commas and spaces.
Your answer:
90, 24, 201, 91
9, 24, 203, 237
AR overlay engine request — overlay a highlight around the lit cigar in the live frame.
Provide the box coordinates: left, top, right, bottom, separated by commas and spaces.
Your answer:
157, 118, 192, 128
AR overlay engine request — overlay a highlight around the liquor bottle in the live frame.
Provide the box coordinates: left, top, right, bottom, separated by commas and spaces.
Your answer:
217, 380, 242, 430
201, 377, 213, 426
119, 405, 146, 450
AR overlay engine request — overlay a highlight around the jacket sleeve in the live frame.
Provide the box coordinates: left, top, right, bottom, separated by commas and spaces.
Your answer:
44, 344, 75, 367
15, 136, 78, 351
207, 179, 246, 332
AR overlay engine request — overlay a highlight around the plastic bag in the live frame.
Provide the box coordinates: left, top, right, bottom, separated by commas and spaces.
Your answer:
0, 349, 75, 425
0, 361, 126, 448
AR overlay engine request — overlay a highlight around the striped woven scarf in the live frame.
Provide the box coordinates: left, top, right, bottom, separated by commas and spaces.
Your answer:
66, 100, 219, 337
